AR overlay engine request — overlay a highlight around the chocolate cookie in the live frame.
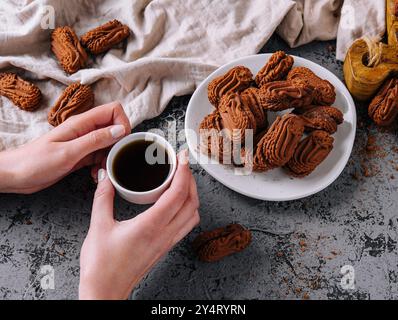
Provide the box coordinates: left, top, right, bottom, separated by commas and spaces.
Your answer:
249, 114, 305, 172
80, 20, 130, 55
287, 67, 336, 105
218, 93, 257, 144
259, 80, 314, 111
240, 87, 268, 129
192, 224, 252, 262
285, 130, 334, 177
199, 110, 232, 163
255, 51, 294, 87
48, 83, 94, 126
368, 78, 398, 126
208, 66, 253, 107
295, 105, 344, 134
0, 73, 42, 111
51, 26, 88, 74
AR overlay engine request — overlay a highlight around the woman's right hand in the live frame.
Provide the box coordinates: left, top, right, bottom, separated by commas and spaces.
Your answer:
79, 150, 200, 300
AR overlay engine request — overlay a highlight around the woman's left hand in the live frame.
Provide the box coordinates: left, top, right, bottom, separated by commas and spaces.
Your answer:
0, 102, 131, 194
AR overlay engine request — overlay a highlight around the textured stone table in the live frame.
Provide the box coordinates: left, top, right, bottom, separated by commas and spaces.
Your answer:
1, 34, 397, 300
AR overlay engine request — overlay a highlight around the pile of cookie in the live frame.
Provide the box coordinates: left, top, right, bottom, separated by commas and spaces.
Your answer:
0, 20, 130, 126
200, 51, 344, 177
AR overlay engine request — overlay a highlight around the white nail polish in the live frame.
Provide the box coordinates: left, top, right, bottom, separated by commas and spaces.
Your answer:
110, 125, 125, 139
97, 169, 106, 182
178, 149, 189, 165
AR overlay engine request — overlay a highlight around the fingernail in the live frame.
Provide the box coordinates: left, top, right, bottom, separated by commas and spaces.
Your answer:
110, 125, 125, 139
97, 169, 106, 182
178, 149, 189, 165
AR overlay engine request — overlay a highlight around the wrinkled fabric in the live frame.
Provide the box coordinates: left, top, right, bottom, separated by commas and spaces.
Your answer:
336, 0, 386, 60
276, 0, 385, 60
277, 0, 344, 47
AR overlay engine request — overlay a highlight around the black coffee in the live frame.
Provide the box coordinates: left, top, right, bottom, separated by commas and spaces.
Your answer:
113, 140, 171, 192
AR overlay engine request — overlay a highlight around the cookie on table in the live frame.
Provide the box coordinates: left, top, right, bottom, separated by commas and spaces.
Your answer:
368, 78, 398, 127
192, 224, 252, 262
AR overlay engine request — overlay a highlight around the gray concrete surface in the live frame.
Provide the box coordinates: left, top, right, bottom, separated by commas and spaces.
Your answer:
1, 34, 397, 300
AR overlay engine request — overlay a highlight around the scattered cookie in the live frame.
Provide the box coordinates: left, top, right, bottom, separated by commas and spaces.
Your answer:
208, 66, 253, 107
287, 67, 336, 105
255, 51, 294, 87
295, 105, 344, 134
192, 224, 252, 262
48, 83, 94, 126
51, 26, 88, 74
285, 130, 334, 177
0, 73, 42, 111
368, 78, 398, 126
259, 80, 314, 111
81, 20, 130, 55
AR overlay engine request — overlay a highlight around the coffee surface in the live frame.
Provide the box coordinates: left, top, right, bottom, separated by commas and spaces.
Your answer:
113, 140, 170, 192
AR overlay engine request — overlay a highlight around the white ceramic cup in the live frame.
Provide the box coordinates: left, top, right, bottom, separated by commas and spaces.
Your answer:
106, 132, 177, 205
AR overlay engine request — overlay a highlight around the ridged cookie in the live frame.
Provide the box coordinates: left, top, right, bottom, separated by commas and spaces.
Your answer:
285, 130, 334, 177
0, 73, 42, 111
48, 83, 94, 126
80, 20, 130, 55
51, 26, 88, 74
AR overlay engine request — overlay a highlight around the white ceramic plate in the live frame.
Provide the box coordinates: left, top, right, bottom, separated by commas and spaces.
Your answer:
185, 54, 356, 201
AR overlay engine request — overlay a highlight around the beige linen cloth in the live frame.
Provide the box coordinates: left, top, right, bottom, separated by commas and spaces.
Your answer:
0, 0, 385, 150
277, 0, 386, 60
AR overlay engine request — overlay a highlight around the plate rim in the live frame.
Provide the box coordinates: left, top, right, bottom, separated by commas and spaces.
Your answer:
185, 53, 357, 201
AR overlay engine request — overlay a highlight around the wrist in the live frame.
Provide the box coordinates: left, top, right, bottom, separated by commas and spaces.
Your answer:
79, 281, 129, 300
0, 150, 20, 193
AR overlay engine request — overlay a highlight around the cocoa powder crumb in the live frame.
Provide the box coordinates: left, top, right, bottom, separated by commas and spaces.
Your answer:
327, 44, 336, 52
299, 239, 307, 252
361, 161, 379, 177
365, 135, 386, 158
351, 172, 361, 180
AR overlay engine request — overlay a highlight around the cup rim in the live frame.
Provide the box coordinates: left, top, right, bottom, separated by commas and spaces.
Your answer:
106, 132, 177, 196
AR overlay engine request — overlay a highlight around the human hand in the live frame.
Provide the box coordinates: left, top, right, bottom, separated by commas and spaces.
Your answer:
0, 102, 131, 194
79, 150, 200, 300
